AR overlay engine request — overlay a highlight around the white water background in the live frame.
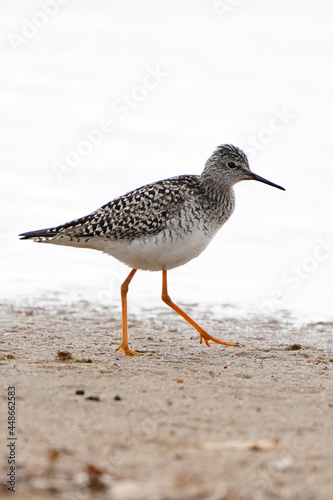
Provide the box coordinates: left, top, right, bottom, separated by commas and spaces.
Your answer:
1, 1, 332, 325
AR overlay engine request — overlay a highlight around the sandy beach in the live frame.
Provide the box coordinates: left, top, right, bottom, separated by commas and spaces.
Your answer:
0, 300, 332, 500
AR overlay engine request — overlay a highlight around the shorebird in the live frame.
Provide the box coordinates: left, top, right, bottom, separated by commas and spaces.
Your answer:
20, 144, 285, 355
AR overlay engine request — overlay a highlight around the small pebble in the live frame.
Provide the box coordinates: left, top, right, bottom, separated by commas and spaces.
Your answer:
76, 390, 85, 395
285, 344, 302, 351
85, 396, 100, 401
315, 357, 327, 364
57, 350, 73, 360
114, 395, 122, 401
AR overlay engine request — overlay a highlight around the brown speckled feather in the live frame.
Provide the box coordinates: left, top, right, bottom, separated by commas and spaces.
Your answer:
20, 175, 203, 242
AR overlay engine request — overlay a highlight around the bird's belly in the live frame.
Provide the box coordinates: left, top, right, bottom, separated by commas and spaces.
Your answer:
90, 228, 214, 271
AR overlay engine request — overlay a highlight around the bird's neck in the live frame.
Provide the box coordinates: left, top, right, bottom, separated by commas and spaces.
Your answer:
199, 173, 234, 207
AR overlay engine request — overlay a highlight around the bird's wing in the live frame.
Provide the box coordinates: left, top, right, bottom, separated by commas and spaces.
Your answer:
19, 175, 200, 241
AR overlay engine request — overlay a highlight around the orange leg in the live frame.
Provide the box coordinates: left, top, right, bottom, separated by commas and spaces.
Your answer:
116, 269, 141, 356
161, 269, 239, 348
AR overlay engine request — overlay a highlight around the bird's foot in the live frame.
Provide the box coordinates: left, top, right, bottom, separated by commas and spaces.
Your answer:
115, 343, 143, 356
199, 331, 239, 348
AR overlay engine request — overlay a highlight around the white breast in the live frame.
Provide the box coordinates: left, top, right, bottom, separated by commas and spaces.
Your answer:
87, 226, 215, 271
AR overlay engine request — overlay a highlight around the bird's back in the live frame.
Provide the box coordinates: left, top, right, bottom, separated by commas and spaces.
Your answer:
20, 175, 203, 244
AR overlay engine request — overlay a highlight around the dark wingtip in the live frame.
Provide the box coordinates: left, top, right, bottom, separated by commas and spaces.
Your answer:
19, 232, 31, 240
19, 229, 49, 240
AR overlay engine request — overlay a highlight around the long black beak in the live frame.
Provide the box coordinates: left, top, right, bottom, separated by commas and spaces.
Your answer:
249, 172, 285, 191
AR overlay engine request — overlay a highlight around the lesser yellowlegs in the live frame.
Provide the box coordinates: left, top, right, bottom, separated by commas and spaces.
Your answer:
20, 144, 285, 355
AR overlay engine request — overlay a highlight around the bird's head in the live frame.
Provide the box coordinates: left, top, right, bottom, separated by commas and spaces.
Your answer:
201, 144, 285, 191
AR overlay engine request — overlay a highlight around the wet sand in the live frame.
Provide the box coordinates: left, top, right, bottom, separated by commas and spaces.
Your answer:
0, 301, 332, 499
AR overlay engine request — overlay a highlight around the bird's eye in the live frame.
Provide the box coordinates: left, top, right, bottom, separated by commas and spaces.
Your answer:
227, 161, 237, 169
